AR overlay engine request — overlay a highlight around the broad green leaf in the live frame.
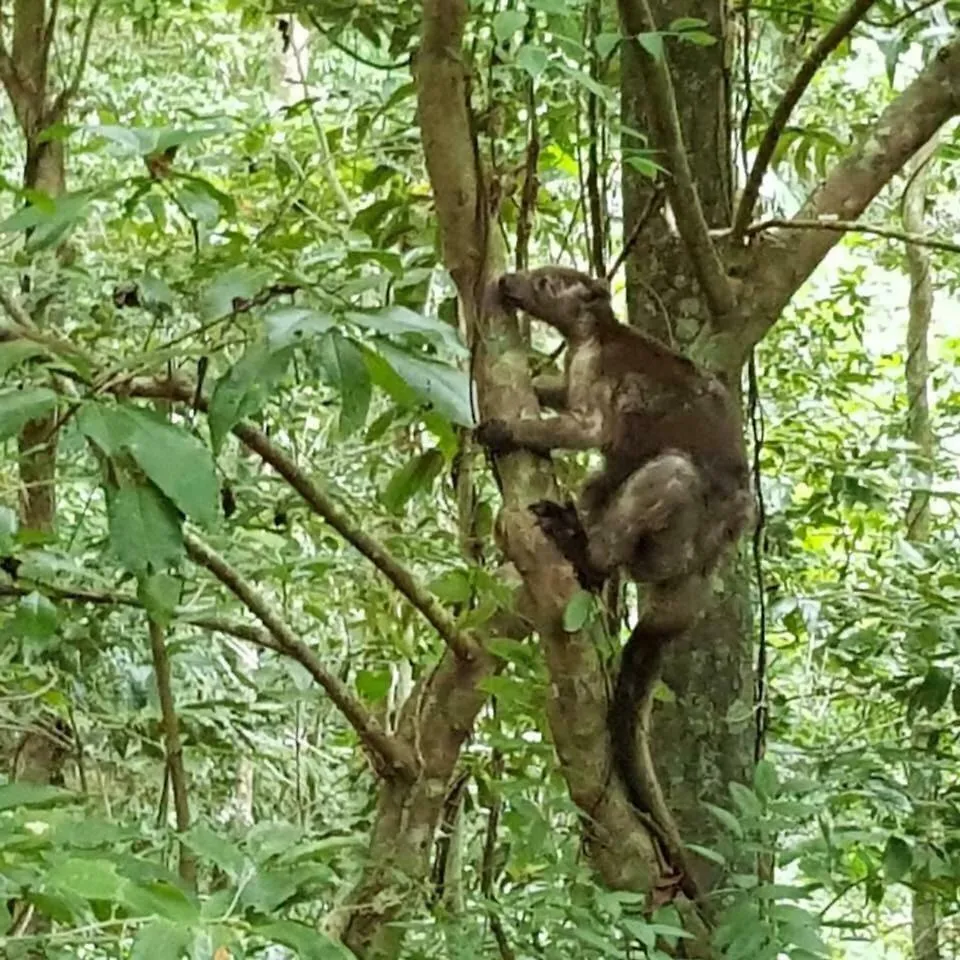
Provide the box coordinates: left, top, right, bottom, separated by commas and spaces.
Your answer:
430, 569, 473, 604
10, 590, 58, 643
183, 824, 247, 879
199, 265, 271, 320
131, 919, 193, 960
77, 402, 134, 455
256, 920, 354, 959
517, 45, 549, 78
703, 801, 743, 838
883, 835, 912, 884
636, 31, 664, 60
563, 589, 594, 632
238, 869, 299, 913
318, 331, 372, 437
47, 858, 124, 901
527, 0, 569, 10
493, 9, 527, 44
345, 305, 465, 354
595, 32, 621, 59
669, 16, 709, 29
382, 449, 444, 514
106, 481, 184, 576
120, 407, 219, 526
0, 387, 57, 440
138, 573, 181, 627
266, 307, 336, 347
728, 781, 763, 819
208, 341, 294, 452
0, 339, 49, 377
754, 758, 780, 799
121, 881, 200, 924
0, 782, 70, 810
356, 669, 391, 701
376, 344, 474, 426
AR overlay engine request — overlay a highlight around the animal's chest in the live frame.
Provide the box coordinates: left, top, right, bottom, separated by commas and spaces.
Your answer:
565, 341, 609, 417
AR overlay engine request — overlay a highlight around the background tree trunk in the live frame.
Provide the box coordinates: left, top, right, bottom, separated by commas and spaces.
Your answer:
621, 0, 756, 888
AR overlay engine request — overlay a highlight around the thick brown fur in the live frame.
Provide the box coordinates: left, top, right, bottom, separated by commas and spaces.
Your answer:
476, 266, 753, 902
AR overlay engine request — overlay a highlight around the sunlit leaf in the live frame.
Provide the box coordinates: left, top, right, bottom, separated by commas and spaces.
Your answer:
0, 387, 57, 440
318, 331, 372, 437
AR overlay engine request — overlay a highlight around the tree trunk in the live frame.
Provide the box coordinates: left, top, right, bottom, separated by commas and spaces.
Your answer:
621, 0, 755, 889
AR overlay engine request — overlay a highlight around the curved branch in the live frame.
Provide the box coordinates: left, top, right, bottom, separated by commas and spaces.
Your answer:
739, 33, 960, 354
616, 0, 737, 326
49, 0, 103, 123
731, 0, 878, 240
124, 375, 479, 662
184, 531, 416, 781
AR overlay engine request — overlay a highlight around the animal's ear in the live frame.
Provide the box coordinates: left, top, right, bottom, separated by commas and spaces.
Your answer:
584, 277, 611, 302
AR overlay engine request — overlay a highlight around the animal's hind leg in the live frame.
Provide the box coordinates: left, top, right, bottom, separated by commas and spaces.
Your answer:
529, 499, 607, 591
584, 451, 704, 580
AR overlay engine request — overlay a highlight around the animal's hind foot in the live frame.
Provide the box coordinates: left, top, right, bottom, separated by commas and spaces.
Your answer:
529, 499, 607, 592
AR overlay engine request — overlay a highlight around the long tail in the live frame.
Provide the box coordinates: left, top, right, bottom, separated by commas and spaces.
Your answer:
609, 622, 702, 903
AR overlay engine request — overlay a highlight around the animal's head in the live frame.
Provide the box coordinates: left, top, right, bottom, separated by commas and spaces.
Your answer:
498, 267, 615, 336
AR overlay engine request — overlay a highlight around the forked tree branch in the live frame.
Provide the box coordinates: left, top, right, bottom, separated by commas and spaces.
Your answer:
183, 531, 416, 780
731, 0, 878, 239
616, 0, 737, 326
738, 33, 960, 356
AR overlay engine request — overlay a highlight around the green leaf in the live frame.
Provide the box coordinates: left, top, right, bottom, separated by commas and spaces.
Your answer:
0, 339, 49, 377
754, 758, 780, 799
106, 481, 185, 576
256, 920, 354, 959
356, 669, 391, 701
517, 45, 549, 78
382, 449, 444, 514
47, 858, 124, 901
265, 307, 336, 347
120, 407, 219, 526
130, 919, 193, 960
318, 331, 372, 437
680, 30, 717, 46
493, 10, 527, 44
183, 824, 247, 880
10, 590, 58, 642
636, 31, 664, 59
563, 589, 594, 632
376, 344, 474, 427
703, 802, 743, 838
595, 32, 621, 59
728, 781, 764, 819
883, 835, 912, 884
430, 569, 473, 605
345, 305, 465, 354
138, 573, 181, 627
198, 265, 271, 320
0, 782, 70, 811
121, 881, 199, 924
0, 387, 57, 440
208, 342, 294, 453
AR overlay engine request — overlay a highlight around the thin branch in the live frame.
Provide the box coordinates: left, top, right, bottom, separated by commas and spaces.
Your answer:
607, 184, 666, 280
304, 12, 409, 71
616, 0, 737, 325
148, 618, 196, 889
49, 0, 101, 122
183, 531, 416, 781
124, 375, 477, 661
0, 581, 284, 652
738, 34, 960, 355
731, 0, 877, 240
740, 217, 960, 255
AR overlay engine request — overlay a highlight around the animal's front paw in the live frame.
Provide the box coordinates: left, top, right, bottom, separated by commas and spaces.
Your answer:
475, 419, 515, 453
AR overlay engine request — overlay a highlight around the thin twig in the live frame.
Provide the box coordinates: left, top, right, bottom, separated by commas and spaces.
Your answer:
183, 531, 416, 781
148, 617, 197, 890
738, 216, 960, 254
606, 184, 666, 281
49, 0, 103, 123
616, 0, 737, 324
731, 0, 877, 240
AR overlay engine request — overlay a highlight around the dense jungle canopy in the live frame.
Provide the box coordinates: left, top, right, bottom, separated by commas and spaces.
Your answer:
2, 1, 960, 958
